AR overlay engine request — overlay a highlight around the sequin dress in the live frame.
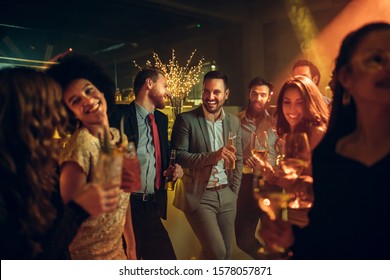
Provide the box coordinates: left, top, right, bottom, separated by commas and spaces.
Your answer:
60, 127, 130, 259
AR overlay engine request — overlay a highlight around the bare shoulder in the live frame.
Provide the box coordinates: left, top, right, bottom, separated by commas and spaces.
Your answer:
312, 125, 326, 135
309, 125, 326, 150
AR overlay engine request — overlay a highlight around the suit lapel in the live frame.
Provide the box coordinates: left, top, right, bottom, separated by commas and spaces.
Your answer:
223, 113, 230, 145
223, 112, 234, 178
196, 106, 212, 152
154, 110, 168, 171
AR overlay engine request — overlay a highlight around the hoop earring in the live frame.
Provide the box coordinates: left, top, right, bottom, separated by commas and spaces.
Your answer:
342, 91, 351, 106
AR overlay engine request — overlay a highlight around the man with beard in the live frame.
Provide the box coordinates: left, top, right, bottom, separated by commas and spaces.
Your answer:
171, 70, 243, 259
110, 67, 183, 260
235, 77, 277, 259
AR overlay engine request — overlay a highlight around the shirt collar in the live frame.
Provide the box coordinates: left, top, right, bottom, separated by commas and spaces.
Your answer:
135, 101, 152, 119
239, 108, 271, 122
201, 104, 225, 122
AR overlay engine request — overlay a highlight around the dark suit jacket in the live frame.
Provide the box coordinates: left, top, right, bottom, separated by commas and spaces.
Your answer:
171, 106, 243, 213
110, 102, 169, 219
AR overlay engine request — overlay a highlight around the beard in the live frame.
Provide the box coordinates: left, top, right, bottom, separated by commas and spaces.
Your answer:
149, 89, 166, 109
247, 100, 267, 118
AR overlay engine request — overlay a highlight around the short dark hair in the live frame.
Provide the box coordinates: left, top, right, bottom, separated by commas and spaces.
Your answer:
248, 77, 273, 93
203, 70, 228, 89
133, 67, 165, 96
293, 59, 321, 86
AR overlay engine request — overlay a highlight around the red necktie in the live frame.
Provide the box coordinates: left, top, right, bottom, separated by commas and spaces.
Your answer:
148, 113, 161, 190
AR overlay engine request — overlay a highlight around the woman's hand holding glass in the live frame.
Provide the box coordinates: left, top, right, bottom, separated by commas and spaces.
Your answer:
250, 133, 313, 257
257, 213, 295, 252
73, 183, 121, 216
252, 169, 294, 258
280, 133, 313, 209
250, 131, 293, 258
93, 147, 124, 190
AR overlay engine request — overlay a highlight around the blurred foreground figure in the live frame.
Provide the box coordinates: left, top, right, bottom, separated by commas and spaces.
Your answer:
0, 67, 120, 259
259, 22, 390, 259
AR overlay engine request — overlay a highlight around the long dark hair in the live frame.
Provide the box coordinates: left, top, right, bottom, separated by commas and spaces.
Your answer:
327, 22, 390, 141
0, 67, 68, 256
275, 75, 329, 138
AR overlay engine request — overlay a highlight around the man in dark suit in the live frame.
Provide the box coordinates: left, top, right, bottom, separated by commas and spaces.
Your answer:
110, 67, 182, 260
171, 70, 243, 259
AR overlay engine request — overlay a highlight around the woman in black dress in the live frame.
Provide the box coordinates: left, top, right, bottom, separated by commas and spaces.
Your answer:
259, 22, 390, 259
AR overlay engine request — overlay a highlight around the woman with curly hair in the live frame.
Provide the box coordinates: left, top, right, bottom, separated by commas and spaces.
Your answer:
0, 67, 121, 259
47, 54, 136, 260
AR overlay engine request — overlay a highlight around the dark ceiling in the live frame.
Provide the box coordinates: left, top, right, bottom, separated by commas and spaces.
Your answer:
0, 0, 263, 88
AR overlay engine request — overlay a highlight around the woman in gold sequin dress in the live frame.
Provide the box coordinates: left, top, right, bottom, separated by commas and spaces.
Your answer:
47, 55, 136, 260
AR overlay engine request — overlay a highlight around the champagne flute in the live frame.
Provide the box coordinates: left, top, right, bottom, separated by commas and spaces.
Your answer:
226, 131, 236, 170
280, 132, 312, 209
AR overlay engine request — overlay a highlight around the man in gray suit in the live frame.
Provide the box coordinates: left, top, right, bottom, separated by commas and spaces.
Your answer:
171, 70, 243, 259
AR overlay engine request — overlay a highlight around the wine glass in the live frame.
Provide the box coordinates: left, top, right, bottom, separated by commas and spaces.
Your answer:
252, 176, 293, 259
280, 132, 312, 209
250, 131, 270, 177
251, 131, 270, 162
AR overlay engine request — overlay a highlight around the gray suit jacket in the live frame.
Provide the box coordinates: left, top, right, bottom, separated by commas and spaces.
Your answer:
171, 106, 243, 213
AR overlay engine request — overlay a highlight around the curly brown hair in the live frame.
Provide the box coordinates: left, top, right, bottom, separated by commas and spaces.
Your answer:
0, 67, 68, 256
46, 54, 116, 134
275, 75, 329, 138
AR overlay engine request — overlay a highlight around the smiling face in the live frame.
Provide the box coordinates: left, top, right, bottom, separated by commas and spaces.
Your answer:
282, 87, 304, 131
339, 29, 390, 107
63, 78, 108, 128
202, 78, 229, 117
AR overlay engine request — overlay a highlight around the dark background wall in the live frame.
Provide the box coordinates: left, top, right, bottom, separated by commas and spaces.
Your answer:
2, 0, 389, 109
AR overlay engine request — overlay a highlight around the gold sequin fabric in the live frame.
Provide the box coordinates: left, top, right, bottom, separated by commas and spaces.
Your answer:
60, 127, 130, 260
